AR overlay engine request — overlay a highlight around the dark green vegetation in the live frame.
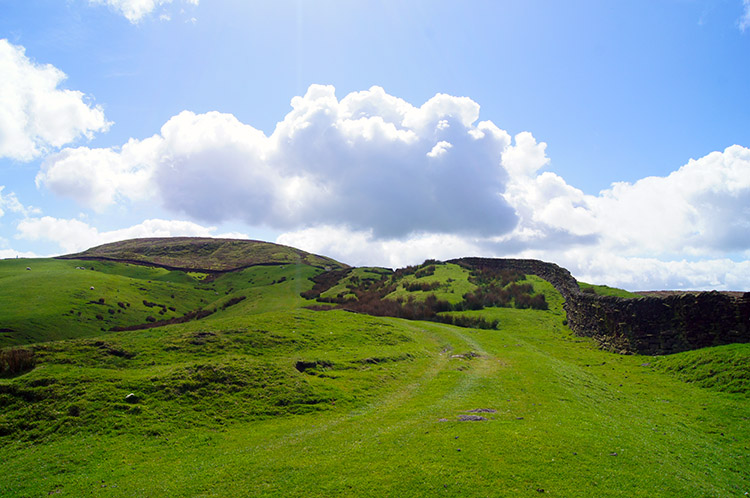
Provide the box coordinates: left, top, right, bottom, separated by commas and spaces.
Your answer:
1, 239, 748, 497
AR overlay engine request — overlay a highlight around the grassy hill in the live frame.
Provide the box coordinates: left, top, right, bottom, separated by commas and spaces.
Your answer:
58, 236, 346, 272
1, 241, 748, 497
0, 238, 344, 347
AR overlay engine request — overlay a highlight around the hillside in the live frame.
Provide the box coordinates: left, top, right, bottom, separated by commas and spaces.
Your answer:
1, 239, 748, 497
57, 237, 346, 272
0, 238, 344, 347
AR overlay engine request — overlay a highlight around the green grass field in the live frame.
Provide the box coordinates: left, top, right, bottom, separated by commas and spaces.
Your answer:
578, 282, 641, 299
0, 246, 748, 497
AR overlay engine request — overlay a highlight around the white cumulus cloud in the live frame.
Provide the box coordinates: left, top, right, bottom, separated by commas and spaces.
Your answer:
36, 138, 158, 211
0, 187, 24, 218
277, 226, 481, 270
39, 85, 518, 237
88, 0, 199, 23
0, 248, 39, 259
0, 40, 110, 162
33, 84, 750, 290
502, 144, 750, 258
0, 186, 39, 219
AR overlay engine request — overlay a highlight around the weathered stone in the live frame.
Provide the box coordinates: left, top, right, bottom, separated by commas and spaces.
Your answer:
458, 415, 487, 421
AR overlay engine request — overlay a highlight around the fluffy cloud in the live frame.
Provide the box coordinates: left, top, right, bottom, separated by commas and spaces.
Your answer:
594, 146, 750, 255
16, 217, 248, 253
0, 248, 38, 259
35, 84, 750, 289
0, 186, 39, 220
0, 187, 24, 218
88, 0, 199, 23
535, 248, 750, 292
277, 226, 481, 270
39, 85, 518, 237
275, 136, 750, 290
741, 0, 750, 31
0, 40, 110, 162
36, 139, 158, 211
502, 144, 750, 258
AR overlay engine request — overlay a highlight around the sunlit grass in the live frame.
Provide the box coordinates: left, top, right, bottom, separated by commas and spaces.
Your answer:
0, 260, 747, 497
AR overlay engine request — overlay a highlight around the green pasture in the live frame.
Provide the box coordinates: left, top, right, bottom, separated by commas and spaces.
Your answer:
0, 257, 747, 497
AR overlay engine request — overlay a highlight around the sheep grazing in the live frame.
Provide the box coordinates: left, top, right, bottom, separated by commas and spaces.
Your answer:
90, 286, 95, 290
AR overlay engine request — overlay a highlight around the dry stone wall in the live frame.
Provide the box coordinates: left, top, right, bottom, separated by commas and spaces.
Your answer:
451, 257, 750, 355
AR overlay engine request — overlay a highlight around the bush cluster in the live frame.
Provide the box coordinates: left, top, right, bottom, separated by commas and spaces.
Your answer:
468, 267, 525, 287
414, 265, 437, 278
404, 281, 441, 292
0, 348, 36, 375
300, 269, 352, 300
459, 282, 547, 311
221, 295, 247, 310
302, 261, 547, 330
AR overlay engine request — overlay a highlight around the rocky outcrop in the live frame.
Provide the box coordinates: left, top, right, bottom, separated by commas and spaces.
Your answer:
451, 257, 750, 355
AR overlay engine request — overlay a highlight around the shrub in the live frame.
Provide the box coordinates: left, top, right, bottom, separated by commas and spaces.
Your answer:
404, 281, 441, 292
0, 347, 36, 375
221, 295, 247, 310
300, 268, 352, 299
414, 265, 436, 278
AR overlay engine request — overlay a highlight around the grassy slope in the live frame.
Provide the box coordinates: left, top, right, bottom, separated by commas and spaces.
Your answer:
652, 343, 750, 394
1, 271, 748, 497
578, 282, 640, 299
59, 237, 345, 272
0, 258, 209, 346
319, 267, 392, 301
385, 262, 477, 304
0, 257, 325, 347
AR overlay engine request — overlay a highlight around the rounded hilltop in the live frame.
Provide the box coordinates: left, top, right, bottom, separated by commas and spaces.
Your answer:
56, 237, 347, 272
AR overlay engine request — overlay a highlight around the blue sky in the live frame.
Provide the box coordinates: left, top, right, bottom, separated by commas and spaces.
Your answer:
1, 0, 749, 290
